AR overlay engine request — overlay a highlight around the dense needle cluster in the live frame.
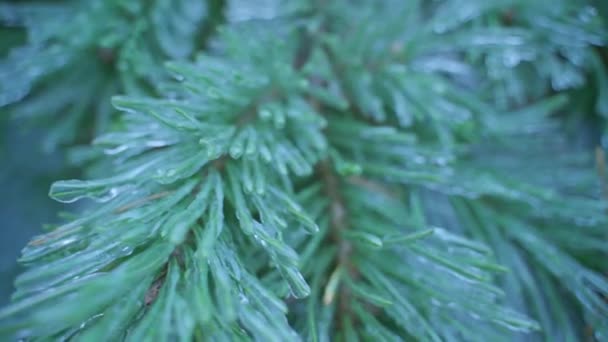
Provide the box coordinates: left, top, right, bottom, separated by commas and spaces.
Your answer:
0, 0, 607, 341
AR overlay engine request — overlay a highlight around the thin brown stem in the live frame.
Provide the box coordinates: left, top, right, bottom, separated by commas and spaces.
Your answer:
144, 267, 168, 306
318, 160, 356, 327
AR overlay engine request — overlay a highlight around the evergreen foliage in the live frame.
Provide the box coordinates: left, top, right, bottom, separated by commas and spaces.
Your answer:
0, 0, 224, 151
0, 0, 607, 340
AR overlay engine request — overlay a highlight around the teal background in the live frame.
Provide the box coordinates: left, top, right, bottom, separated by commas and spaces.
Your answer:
0, 119, 66, 305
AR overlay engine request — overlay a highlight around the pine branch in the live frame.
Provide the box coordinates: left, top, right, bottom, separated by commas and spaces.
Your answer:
0, 0, 607, 341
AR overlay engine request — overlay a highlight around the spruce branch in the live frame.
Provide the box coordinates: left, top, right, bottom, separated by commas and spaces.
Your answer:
0, 0, 607, 341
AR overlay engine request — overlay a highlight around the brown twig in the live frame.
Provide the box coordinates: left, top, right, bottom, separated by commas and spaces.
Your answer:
97, 47, 115, 65
318, 160, 356, 326
144, 267, 168, 306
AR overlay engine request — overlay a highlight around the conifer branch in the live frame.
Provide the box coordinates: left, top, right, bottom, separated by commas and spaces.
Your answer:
1, 1, 607, 340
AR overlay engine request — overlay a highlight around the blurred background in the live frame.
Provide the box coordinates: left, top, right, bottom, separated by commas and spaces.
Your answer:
0, 122, 67, 306
0, 23, 68, 305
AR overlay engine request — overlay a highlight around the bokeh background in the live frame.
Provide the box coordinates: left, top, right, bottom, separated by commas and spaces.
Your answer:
0, 121, 67, 306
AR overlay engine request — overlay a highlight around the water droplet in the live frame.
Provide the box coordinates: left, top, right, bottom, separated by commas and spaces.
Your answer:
578, 6, 597, 23
49, 181, 124, 203
229, 145, 243, 159
414, 156, 426, 164
239, 293, 249, 304
434, 157, 449, 166
104, 145, 129, 155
